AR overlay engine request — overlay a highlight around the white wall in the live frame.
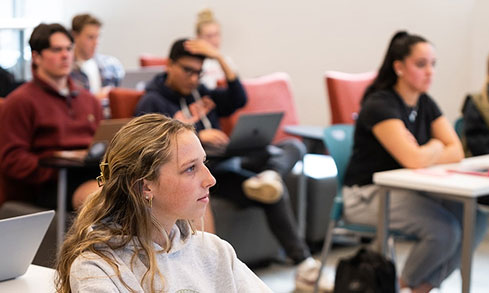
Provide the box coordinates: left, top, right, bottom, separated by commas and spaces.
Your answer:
60, 0, 486, 126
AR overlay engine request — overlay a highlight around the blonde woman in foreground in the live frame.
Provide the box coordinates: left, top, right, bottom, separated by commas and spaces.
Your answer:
56, 113, 272, 292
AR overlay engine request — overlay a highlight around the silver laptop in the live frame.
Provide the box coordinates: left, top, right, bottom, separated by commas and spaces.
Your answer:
205, 112, 284, 157
120, 67, 162, 90
0, 210, 55, 281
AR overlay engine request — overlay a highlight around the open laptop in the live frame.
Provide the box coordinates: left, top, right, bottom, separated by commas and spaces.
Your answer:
0, 210, 55, 281
205, 112, 284, 157
53, 118, 132, 163
120, 67, 163, 90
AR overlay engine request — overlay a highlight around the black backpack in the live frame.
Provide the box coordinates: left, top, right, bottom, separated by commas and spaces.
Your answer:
334, 248, 397, 293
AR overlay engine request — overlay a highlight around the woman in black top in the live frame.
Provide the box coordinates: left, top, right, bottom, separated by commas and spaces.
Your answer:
343, 31, 488, 292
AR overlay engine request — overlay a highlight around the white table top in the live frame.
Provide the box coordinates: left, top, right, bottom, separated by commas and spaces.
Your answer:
0, 265, 55, 292
373, 154, 489, 197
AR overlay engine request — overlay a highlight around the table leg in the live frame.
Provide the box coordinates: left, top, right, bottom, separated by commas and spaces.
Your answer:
56, 168, 67, 251
376, 188, 389, 256
297, 159, 307, 238
461, 198, 476, 293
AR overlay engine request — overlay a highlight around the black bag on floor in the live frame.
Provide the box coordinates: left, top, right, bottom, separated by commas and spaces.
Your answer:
333, 248, 397, 293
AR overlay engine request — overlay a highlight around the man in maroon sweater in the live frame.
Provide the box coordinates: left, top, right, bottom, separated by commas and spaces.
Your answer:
0, 23, 102, 208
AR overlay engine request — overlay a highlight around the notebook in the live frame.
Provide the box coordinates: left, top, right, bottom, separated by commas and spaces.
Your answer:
204, 112, 284, 157
53, 118, 132, 163
0, 210, 55, 281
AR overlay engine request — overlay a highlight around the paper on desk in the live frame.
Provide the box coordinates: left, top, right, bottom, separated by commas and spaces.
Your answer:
414, 168, 452, 177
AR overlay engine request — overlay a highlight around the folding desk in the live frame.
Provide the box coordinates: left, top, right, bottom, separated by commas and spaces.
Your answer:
0, 265, 55, 292
374, 155, 489, 293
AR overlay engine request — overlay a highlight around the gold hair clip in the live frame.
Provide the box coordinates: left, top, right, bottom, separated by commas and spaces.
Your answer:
96, 174, 105, 187
97, 162, 109, 187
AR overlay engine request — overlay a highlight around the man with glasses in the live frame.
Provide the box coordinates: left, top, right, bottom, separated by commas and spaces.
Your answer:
0, 23, 102, 208
136, 38, 244, 132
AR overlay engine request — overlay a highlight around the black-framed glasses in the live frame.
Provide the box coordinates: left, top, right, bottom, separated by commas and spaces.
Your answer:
176, 61, 203, 78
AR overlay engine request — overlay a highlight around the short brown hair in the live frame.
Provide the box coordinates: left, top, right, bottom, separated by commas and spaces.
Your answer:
29, 23, 73, 54
71, 13, 102, 34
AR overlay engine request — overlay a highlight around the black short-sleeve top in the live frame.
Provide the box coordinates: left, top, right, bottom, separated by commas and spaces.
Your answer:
343, 88, 442, 187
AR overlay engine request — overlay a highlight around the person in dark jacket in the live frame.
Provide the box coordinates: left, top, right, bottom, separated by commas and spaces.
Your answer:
0, 66, 22, 97
462, 54, 489, 156
462, 54, 489, 207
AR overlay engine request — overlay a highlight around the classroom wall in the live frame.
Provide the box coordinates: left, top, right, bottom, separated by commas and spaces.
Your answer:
55, 0, 487, 126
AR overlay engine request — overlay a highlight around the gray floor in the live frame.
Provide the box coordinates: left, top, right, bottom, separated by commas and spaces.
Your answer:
254, 232, 489, 293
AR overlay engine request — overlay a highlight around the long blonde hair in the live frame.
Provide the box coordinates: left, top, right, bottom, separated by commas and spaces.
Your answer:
195, 8, 218, 35
56, 114, 195, 293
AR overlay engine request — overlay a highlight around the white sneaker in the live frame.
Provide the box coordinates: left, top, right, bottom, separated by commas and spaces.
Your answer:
242, 170, 283, 203
295, 257, 334, 292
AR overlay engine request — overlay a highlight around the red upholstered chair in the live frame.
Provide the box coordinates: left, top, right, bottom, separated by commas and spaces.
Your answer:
0, 98, 5, 114
325, 71, 376, 124
219, 72, 300, 144
108, 88, 144, 119
139, 54, 168, 68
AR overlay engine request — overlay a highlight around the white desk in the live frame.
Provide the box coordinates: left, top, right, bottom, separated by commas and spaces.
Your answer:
373, 155, 489, 293
0, 265, 55, 292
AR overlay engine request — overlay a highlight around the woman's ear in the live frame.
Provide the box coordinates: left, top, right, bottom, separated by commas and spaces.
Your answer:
142, 179, 153, 199
393, 60, 404, 77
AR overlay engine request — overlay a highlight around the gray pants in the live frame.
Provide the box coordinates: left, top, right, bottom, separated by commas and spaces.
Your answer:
343, 185, 488, 288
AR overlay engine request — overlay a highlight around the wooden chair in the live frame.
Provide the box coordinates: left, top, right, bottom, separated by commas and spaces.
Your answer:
108, 88, 144, 119
325, 71, 376, 124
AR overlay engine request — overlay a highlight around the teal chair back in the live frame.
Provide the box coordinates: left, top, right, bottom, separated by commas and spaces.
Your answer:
454, 117, 464, 139
322, 124, 355, 220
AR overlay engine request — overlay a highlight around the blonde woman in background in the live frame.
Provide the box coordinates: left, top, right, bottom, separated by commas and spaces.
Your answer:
196, 8, 236, 89
56, 114, 272, 292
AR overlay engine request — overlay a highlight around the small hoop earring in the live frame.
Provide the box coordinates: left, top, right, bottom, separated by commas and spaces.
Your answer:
145, 195, 152, 208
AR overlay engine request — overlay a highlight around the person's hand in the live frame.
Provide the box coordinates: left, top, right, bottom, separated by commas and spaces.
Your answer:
95, 86, 112, 101
189, 96, 215, 119
184, 39, 220, 59
174, 110, 198, 124
52, 149, 88, 160
174, 97, 216, 125
198, 129, 229, 147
